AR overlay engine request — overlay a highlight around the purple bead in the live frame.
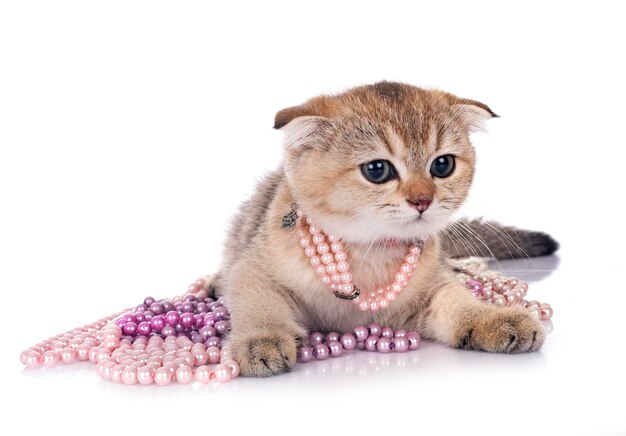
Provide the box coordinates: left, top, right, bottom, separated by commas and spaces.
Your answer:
193, 314, 205, 328
116, 318, 128, 328
466, 279, 484, 297
393, 337, 409, 352
213, 307, 229, 321
208, 301, 222, 311
134, 312, 146, 323
365, 335, 379, 351
340, 333, 356, 350
162, 301, 174, 313
309, 332, 324, 346
394, 329, 407, 338
205, 336, 221, 348
214, 320, 230, 335
135, 304, 148, 313
161, 325, 176, 337
144, 296, 155, 306
196, 302, 208, 314
376, 337, 391, 353
203, 314, 216, 327
149, 302, 165, 315
191, 334, 204, 344
353, 326, 368, 342
199, 326, 217, 341
142, 311, 154, 321
181, 301, 194, 313
406, 332, 421, 350
175, 323, 186, 333
150, 315, 165, 331
312, 344, 329, 360
367, 323, 381, 337
137, 322, 152, 336
123, 322, 137, 336
326, 332, 340, 343
165, 311, 180, 326
328, 341, 343, 357
180, 312, 195, 328
380, 327, 394, 339
184, 294, 197, 302
356, 341, 365, 350
298, 347, 313, 363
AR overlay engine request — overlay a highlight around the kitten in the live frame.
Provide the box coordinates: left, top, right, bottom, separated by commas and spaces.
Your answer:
210, 82, 557, 377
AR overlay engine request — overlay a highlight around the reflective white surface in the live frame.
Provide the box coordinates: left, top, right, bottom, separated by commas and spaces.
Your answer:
2, 1, 625, 435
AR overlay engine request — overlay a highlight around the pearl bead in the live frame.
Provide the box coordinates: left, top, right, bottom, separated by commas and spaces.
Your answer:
317, 243, 330, 254
340, 334, 356, 350
376, 337, 392, 353
195, 365, 212, 383
304, 246, 316, 257
299, 237, 311, 248
334, 251, 347, 261
393, 337, 409, 352
309, 332, 324, 346
337, 261, 349, 273
365, 335, 379, 351
312, 234, 325, 245
298, 347, 313, 363
328, 341, 343, 357
330, 242, 343, 252
213, 364, 232, 382
321, 253, 333, 264
175, 365, 193, 384
325, 263, 338, 275
406, 332, 421, 350
310, 256, 321, 267
353, 326, 369, 341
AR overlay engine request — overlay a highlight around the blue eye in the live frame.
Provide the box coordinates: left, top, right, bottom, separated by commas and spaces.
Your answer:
430, 155, 456, 178
361, 160, 397, 184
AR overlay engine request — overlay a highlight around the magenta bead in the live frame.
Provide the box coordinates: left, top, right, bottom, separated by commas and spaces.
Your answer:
165, 311, 180, 326
180, 312, 194, 328
122, 322, 137, 336
137, 322, 152, 336
150, 315, 165, 331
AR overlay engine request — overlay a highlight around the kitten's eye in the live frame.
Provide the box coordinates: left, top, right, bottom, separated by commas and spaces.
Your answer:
360, 160, 397, 184
430, 155, 456, 178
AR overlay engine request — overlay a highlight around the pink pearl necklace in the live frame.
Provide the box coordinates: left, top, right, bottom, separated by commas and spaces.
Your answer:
294, 209, 424, 312
456, 258, 553, 320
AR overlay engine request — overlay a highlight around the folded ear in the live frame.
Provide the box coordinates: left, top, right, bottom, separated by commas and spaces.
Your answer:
274, 104, 330, 150
452, 98, 498, 133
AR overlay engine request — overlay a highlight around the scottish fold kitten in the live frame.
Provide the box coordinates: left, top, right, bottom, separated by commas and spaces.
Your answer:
210, 82, 557, 377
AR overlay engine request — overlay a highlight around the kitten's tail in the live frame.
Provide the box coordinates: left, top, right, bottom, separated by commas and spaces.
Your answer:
441, 218, 559, 260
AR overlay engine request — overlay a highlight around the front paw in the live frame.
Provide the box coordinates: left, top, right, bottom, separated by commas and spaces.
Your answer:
227, 329, 302, 377
455, 307, 545, 353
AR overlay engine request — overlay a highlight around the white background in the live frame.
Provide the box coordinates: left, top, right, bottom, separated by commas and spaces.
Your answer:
1, 1, 625, 435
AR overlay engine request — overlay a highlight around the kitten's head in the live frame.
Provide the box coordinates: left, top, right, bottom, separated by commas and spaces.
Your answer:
276, 81, 496, 244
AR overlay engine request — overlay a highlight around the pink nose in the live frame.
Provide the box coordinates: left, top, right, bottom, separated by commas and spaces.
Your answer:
407, 196, 432, 213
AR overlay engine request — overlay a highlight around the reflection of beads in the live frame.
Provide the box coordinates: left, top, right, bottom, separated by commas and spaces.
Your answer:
456, 258, 553, 321
297, 323, 421, 362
